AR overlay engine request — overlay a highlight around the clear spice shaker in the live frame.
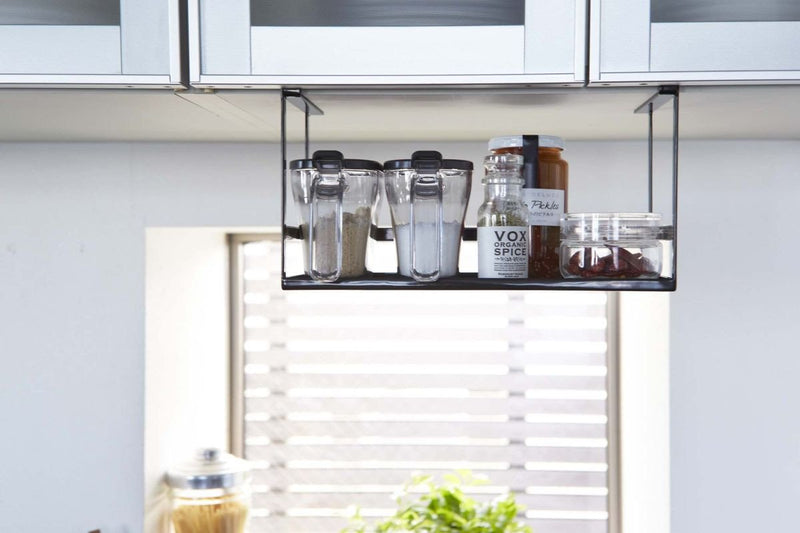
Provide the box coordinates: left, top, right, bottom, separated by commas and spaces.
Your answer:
477, 154, 529, 279
383, 151, 473, 281
290, 150, 382, 282
167, 449, 252, 533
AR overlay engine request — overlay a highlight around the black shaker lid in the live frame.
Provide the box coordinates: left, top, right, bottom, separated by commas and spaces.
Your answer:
383, 150, 473, 172
289, 150, 382, 171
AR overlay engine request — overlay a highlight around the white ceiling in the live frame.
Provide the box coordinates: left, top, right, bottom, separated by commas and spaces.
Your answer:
0, 85, 798, 142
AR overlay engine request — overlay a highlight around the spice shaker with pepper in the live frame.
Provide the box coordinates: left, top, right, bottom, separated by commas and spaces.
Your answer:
489, 135, 568, 278
290, 150, 381, 282
477, 153, 529, 279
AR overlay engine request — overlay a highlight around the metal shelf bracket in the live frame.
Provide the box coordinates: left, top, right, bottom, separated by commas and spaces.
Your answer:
634, 85, 679, 289
281, 89, 324, 280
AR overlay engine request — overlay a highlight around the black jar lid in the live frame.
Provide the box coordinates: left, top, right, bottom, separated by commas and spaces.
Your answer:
384, 150, 473, 172
289, 150, 382, 171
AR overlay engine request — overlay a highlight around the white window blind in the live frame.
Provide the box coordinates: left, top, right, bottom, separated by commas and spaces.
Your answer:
235, 236, 615, 533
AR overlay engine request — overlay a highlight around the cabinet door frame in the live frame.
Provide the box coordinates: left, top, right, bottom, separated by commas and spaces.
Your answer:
589, 0, 800, 85
0, 0, 184, 88
189, 0, 587, 87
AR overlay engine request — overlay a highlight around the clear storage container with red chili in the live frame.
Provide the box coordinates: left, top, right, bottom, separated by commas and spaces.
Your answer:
560, 213, 662, 279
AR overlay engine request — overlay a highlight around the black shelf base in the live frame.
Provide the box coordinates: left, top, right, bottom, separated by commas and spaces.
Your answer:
283, 273, 676, 291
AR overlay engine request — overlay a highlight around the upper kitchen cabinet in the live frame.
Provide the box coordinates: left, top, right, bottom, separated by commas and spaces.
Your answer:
591, 0, 800, 84
0, 0, 183, 87
190, 0, 586, 87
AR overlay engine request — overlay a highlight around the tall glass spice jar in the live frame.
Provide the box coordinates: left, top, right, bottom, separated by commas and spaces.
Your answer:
489, 135, 568, 278
477, 154, 529, 279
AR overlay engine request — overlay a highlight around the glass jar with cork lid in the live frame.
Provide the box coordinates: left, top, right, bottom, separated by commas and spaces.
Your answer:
489, 135, 568, 278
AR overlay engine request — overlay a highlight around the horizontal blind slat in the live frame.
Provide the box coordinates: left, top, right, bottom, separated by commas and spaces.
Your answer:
252, 492, 608, 513
245, 373, 608, 391
245, 350, 606, 366
247, 302, 608, 321
245, 444, 607, 464
249, 516, 608, 533
246, 326, 608, 343
244, 419, 608, 439
245, 412, 605, 432
244, 396, 607, 417
251, 468, 607, 489
527, 519, 608, 533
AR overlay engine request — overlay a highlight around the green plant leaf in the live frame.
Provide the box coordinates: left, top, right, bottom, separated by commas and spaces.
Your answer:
340, 471, 532, 533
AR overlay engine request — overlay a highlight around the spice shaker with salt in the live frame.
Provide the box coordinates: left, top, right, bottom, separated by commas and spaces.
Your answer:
384, 151, 472, 282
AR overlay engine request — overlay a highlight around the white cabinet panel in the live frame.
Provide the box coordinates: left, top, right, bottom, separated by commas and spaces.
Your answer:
251, 26, 524, 76
120, 0, 173, 76
525, 1, 580, 75
200, 0, 250, 75
0, 0, 182, 86
595, 0, 649, 74
592, 0, 800, 84
0, 26, 121, 74
650, 22, 800, 73
194, 0, 585, 86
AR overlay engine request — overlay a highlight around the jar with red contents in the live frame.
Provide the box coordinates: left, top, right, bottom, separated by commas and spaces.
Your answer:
488, 135, 568, 278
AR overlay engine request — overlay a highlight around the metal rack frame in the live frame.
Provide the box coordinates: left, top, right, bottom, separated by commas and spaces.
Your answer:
280, 87, 679, 291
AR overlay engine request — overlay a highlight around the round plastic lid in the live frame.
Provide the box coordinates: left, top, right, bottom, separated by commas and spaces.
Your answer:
560, 212, 662, 240
488, 135, 565, 151
383, 158, 473, 171
166, 448, 252, 490
289, 158, 382, 171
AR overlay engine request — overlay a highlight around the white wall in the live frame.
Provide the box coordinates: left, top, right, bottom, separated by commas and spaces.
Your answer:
144, 228, 232, 532
0, 143, 272, 533
670, 141, 800, 533
1, 140, 799, 533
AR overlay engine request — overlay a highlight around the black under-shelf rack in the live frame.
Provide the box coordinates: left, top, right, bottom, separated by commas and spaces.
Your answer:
280, 86, 679, 292
283, 274, 675, 291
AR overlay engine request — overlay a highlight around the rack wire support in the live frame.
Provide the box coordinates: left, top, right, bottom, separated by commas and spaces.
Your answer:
634, 85, 679, 289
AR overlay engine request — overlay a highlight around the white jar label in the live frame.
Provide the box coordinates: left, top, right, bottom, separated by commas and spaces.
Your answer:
522, 188, 564, 227
478, 226, 529, 278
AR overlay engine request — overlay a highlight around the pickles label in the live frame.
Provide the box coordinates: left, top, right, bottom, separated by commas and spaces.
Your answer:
522, 188, 564, 227
478, 226, 529, 279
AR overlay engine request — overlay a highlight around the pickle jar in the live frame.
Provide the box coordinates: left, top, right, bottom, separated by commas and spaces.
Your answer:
167, 449, 252, 533
489, 135, 568, 278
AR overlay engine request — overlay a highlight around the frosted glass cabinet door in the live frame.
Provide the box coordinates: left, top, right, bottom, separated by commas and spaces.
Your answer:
190, 0, 586, 86
591, 0, 800, 84
0, 0, 182, 86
